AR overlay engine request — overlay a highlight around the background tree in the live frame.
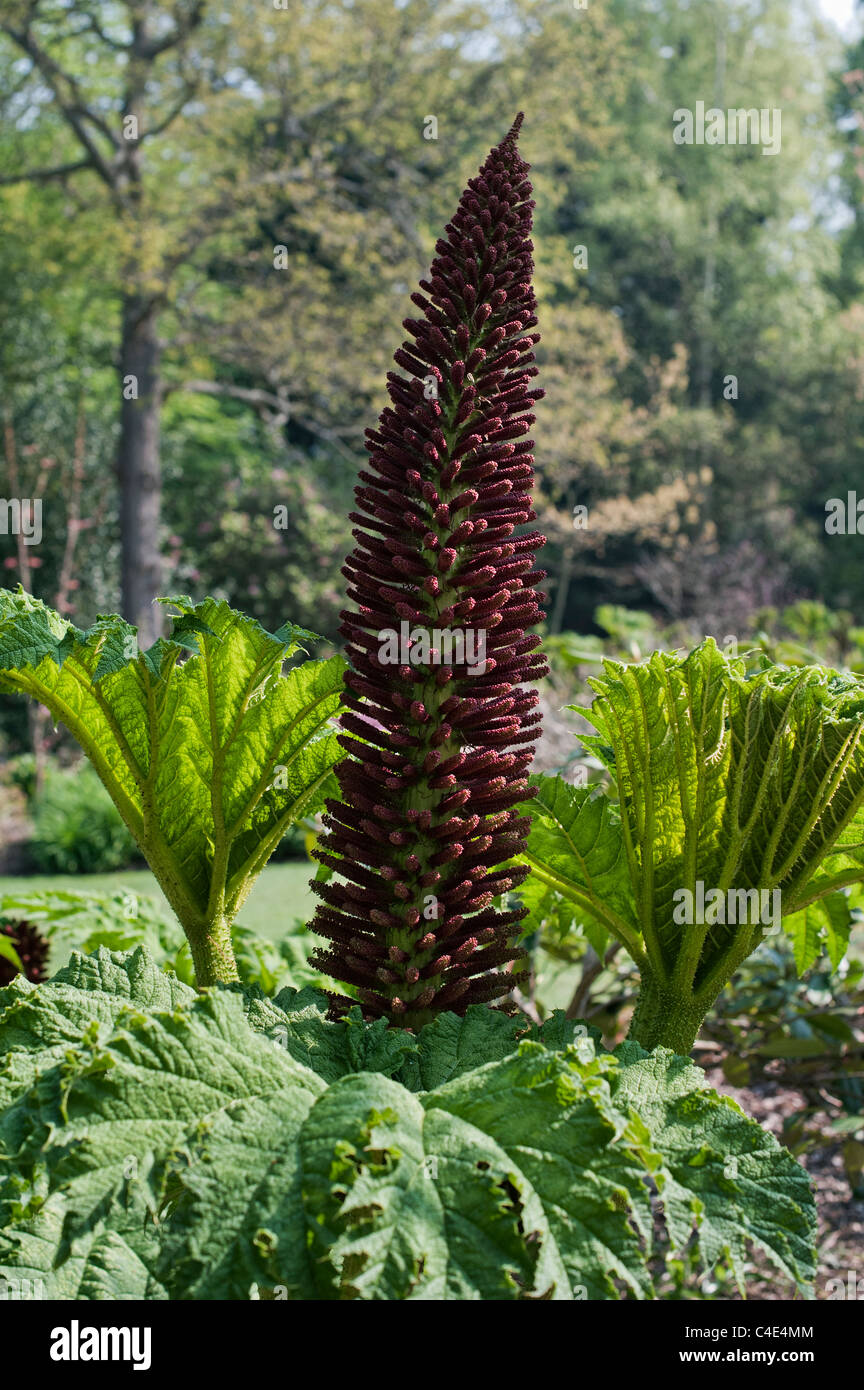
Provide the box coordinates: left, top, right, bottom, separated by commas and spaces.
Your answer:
0, 0, 507, 641
1, 0, 862, 660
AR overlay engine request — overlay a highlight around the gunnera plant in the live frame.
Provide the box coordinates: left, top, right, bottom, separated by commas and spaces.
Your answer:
309, 114, 549, 1027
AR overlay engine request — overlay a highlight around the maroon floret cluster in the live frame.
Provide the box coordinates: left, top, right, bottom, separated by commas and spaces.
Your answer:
309, 115, 548, 1027
0, 919, 49, 986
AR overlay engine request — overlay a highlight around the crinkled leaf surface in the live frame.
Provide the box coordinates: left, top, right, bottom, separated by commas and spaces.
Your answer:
0, 949, 323, 1299
519, 643, 864, 985
0, 949, 816, 1300
520, 775, 640, 960
611, 1045, 816, 1292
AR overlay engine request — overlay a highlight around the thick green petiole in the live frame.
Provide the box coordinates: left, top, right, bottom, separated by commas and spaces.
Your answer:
626, 968, 706, 1054
186, 914, 240, 986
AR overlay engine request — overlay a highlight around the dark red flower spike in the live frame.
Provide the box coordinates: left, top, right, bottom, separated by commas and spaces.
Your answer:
0, 919, 49, 986
309, 115, 548, 1027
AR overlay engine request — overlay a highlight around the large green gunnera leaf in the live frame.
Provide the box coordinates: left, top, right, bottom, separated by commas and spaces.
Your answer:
0, 949, 816, 1300
0, 948, 324, 1299
0, 588, 345, 983
518, 642, 864, 1050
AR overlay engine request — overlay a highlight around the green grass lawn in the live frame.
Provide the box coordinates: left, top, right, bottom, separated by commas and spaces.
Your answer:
0, 859, 318, 943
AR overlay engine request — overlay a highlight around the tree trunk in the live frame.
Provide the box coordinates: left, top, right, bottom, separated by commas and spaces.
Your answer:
3, 410, 50, 790
549, 535, 576, 635
118, 292, 163, 647
549, 483, 579, 635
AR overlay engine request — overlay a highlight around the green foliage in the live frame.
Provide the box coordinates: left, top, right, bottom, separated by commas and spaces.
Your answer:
705, 931, 863, 1098
0, 588, 345, 985
540, 0, 857, 631
0, 935, 22, 974
703, 935, 864, 1199
520, 641, 864, 1051
0, 947, 816, 1301
30, 765, 137, 874
543, 631, 607, 674
0, 886, 321, 997
230, 922, 321, 997
707, 935, 863, 1069
0, 886, 181, 950
595, 605, 659, 659
2, 753, 38, 801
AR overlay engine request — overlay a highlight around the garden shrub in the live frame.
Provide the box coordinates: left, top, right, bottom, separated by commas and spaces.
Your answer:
30, 764, 138, 874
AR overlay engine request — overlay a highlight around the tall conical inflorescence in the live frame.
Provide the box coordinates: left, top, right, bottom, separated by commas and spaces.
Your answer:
309, 115, 548, 1028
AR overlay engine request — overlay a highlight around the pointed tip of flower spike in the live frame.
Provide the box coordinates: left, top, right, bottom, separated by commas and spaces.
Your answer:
504, 111, 525, 142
